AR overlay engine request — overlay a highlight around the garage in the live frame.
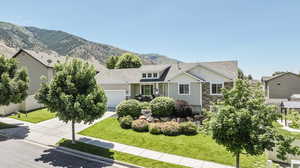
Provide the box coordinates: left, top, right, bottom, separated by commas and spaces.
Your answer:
104, 90, 126, 108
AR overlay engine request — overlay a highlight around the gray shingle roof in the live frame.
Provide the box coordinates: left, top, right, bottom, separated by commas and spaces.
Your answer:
96, 60, 238, 84
261, 72, 300, 82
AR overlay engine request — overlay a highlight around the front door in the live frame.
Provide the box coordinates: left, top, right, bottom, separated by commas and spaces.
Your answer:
141, 85, 153, 95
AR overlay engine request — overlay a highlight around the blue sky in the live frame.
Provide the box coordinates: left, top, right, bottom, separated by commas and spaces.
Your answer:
1, 0, 300, 79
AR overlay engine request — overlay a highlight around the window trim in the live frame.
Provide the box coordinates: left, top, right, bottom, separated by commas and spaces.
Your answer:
210, 82, 224, 95
142, 73, 147, 79
153, 72, 158, 79
178, 83, 190, 95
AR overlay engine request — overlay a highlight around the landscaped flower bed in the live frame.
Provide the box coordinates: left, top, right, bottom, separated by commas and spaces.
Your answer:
116, 97, 203, 136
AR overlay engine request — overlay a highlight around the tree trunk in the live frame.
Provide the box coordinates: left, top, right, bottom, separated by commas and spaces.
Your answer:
236, 152, 240, 168
72, 120, 76, 144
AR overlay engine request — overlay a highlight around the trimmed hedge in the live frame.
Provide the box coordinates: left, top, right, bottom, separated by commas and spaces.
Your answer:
140, 102, 151, 110
132, 119, 149, 132
116, 99, 141, 118
150, 97, 175, 117
149, 123, 163, 134
174, 100, 193, 117
161, 121, 180, 136
179, 122, 198, 135
119, 116, 133, 129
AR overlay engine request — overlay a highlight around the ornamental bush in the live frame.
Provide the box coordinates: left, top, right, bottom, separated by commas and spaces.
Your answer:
161, 121, 180, 136
119, 115, 133, 129
116, 99, 141, 119
140, 102, 151, 110
150, 97, 175, 117
131, 119, 148, 132
174, 100, 193, 117
149, 123, 163, 134
179, 122, 198, 135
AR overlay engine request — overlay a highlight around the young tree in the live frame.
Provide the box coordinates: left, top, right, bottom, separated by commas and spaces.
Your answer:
35, 59, 107, 143
237, 68, 244, 79
115, 53, 142, 69
106, 56, 119, 69
247, 74, 253, 80
210, 79, 299, 168
0, 55, 29, 106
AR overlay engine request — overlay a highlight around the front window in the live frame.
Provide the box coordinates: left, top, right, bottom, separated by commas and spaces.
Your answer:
211, 83, 223, 95
179, 84, 189, 95
147, 73, 152, 78
141, 85, 153, 95
142, 73, 146, 78
153, 73, 158, 78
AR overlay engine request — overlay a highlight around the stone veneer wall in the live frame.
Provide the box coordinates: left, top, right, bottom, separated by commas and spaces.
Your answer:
202, 82, 234, 110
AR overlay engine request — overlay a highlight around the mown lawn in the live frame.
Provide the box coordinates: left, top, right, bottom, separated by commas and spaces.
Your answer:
80, 117, 266, 168
0, 122, 17, 129
10, 108, 56, 123
274, 122, 300, 140
57, 139, 189, 168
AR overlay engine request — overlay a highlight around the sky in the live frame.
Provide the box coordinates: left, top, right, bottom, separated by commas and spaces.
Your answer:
1, 0, 300, 79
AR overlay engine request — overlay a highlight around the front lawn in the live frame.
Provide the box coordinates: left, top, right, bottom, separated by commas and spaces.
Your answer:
10, 108, 56, 123
0, 122, 17, 129
274, 122, 300, 140
80, 117, 266, 168
57, 139, 189, 168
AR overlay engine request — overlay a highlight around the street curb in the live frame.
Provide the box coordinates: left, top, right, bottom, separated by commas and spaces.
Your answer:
56, 146, 144, 168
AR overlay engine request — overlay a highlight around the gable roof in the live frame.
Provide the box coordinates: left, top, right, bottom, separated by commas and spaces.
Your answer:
96, 60, 238, 84
261, 72, 300, 82
12, 49, 106, 72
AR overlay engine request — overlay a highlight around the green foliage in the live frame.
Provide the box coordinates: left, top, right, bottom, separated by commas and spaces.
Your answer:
149, 123, 163, 134
287, 110, 300, 129
119, 116, 133, 129
237, 68, 244, 79
115, 53, 142, 69
131, 119, 148, 132
150, 97, 175, 117
209, 79, 300, 167
35, 59, 107, 143
161, 121, 180, 136
106, 56, 119, 69
140, 102, 151, 110
0, 55, 29, 105
179, 122, 198, 135
174, 100, 193, 117
116, 99, 141, 119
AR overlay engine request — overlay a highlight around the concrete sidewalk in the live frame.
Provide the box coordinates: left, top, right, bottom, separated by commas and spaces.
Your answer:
0, 112, 233, 168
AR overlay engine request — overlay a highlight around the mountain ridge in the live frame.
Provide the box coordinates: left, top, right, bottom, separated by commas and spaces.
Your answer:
0, 21, 179, 65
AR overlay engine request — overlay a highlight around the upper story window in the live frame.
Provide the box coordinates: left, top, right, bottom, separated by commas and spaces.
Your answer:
142, 73, 147, 78
179, 83, 190, 95
153, 73, 158, 78
142, 72, 159, 79
210, 82, 224, 95
147, 73, 152, 78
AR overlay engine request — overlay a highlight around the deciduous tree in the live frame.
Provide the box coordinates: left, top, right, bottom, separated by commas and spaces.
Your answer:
106, 56, 119, 69
115, 53, 142, 69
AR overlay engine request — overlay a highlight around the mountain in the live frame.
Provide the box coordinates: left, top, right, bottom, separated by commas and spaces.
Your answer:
0, 21, 179, 65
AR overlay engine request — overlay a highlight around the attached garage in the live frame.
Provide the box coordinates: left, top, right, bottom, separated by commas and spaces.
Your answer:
104, 90, 126, 108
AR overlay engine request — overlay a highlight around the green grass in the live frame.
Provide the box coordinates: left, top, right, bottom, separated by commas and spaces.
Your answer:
274, 122, 300, 140
57, 139, 189, 168
0, 122, 17, 129
9, 108, 56, 123
80, 117, 267, 168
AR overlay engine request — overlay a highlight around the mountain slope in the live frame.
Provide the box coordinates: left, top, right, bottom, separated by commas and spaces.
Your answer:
0, 21, 179, 64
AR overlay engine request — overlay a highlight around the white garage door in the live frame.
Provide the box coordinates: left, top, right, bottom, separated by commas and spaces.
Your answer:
104, 90, 126, 108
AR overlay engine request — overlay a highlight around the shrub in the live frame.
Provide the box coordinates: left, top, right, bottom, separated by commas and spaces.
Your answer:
288, 110, 300, 129
131, 119, 148, 132
174, 100, 193, 117
179, 122, 198, 135
149, 123, 163, 134
161, 121, 180, 136
150, 97, 175, 117
116, 99, 141, 118
140, 102, 151, 110
119, 116, 133, 129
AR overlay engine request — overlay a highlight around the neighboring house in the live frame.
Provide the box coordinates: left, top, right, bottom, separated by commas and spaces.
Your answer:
262, 72, 300, 99
0, 49, 105, 115
97, 61, 238, 111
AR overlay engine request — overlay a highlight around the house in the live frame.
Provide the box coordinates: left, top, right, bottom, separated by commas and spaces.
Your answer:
0, 49, 105, 115
262, 72, 300, 100
97, 61, 238, 111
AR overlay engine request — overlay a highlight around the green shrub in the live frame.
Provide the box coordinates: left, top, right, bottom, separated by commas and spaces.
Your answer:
288, 110, 300, 129
140, 102, 151, 110
179, 122, 198, 135
161, 121, 180, 136
150, 97, 175, 117
119, 116, 133, 129
149, 123, 163, 134
116, 99, 141, 118
131, 119, 148, 132
174, 100, 193, 117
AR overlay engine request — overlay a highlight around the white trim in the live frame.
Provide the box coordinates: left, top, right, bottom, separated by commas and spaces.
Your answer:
200, 83, 202, 107
210, 82, 224, 95
167, 82, 170, 96
141, 72, 159, 79
140, 83, 154, 95
184, 72, 203, 81
178, 83, 190, 95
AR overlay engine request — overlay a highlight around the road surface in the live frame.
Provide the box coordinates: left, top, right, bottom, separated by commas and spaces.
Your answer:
0, 135, 119, 168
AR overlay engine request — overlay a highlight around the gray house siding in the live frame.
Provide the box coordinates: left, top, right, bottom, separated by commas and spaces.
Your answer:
168, 82, 201, 106
267, 73, 300, 99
